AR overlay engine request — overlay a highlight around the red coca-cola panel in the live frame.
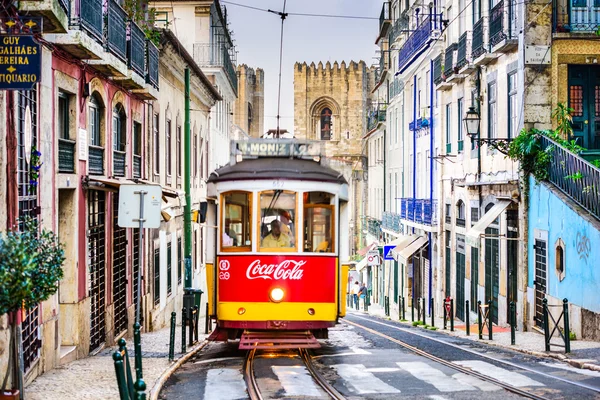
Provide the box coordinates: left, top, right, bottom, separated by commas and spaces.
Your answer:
217, 255, 336, 303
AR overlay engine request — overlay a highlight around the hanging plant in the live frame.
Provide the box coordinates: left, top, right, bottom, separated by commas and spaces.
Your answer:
29, 146, 42, 194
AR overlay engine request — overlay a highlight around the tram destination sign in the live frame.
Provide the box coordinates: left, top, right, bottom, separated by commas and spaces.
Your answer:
233, 140, 323, 160
0, 35, 41, 90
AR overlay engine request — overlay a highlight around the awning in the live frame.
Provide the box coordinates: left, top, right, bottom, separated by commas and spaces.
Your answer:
356, 256, 369, 272
357, 242, 377, 256
396, 235, 428, 264
85, 177, 130, 192
132, 178, 181, 201
391, 235, 419, 260
466, 200, 511, 247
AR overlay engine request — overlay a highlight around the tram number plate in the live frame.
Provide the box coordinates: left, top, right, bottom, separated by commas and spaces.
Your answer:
272, 180, 284, 188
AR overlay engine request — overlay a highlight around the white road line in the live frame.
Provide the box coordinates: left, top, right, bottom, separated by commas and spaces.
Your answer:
204, 368, 247, 400
365, 367, 401, 373
396, 361, 476, 392
429, 396, 450, 400
538, 362, 600, 377
332, 364, 401, 394
351, 347, 372, 354
193, 357, 244, 365
451, 372, 501, 391
453, 360, 545, 387
272, 365, 322, 397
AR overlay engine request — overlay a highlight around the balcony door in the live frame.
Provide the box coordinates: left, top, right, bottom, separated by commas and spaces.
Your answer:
568, 65, 600, 150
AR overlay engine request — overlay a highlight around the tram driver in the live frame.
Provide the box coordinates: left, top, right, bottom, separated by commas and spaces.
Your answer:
261, 219, 291, 248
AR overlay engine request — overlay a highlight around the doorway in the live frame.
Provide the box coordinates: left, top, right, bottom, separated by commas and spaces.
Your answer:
568, 65, 600, 150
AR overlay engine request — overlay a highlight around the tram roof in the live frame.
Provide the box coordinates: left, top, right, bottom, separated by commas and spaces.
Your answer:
207, 158, 347, 184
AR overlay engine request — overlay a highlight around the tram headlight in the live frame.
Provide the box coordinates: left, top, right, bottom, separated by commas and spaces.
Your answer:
307, 308, 315, 315
269, 288, 285, 303
238, 307, 246, 315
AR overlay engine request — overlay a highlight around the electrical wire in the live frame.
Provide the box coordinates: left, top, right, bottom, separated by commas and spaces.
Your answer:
275, 0, 288, 138
220, 0, 379, 20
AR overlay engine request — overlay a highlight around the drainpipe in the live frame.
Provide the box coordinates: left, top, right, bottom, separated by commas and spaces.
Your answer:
429, 59, 434, 314
412, 74, 417, 304
476, 67, 482, 206
184, 68, 194, 307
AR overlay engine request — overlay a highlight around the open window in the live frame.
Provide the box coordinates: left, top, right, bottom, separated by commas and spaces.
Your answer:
259, 190, 297, 251
221, 191, 252, 251
303, 192, 334, 253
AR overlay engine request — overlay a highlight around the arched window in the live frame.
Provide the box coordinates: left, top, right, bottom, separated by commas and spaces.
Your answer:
320, 108, 332, 140
456, 200, 466, 227
88, 93, 105, 176
112, 103, 126, 177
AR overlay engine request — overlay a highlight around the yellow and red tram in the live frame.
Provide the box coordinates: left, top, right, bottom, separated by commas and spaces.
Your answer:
205, 140, 350, 348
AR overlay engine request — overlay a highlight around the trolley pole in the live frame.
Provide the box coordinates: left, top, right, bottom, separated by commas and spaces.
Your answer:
183, 68, 194, 310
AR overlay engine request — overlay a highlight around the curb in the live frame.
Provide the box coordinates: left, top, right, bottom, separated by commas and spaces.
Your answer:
356, 310, 600, 373
149, 340, 209, 400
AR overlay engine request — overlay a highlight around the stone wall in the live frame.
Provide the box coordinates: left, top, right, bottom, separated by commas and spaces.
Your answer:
234, 64, 264, 138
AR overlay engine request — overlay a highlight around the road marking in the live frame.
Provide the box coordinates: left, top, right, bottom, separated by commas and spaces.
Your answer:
429, 396, 450, 400
396, 361, 476, 392
539, 362, 600, 377
193, 357, 244, 365
453, 360, 544, 387
452, 372, 500, 391
332, 364, 401, 394
365, 367, 400, 373
204, 368, 247, 400
272, 365, 322, 397
351, 346, 372, 354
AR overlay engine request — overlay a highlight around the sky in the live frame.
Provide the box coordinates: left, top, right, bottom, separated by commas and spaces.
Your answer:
224, 0, 381, 134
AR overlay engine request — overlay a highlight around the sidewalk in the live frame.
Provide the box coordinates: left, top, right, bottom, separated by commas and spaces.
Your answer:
350, 302, 600, 372
24, 325, 207, 400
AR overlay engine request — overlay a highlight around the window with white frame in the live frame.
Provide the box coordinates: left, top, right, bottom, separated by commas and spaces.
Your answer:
488, 81, 497, 139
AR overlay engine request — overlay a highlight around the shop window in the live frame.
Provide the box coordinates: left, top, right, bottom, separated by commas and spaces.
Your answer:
303, 192, 335, 253
259, 190, 297, 250
222, 191, 252, 251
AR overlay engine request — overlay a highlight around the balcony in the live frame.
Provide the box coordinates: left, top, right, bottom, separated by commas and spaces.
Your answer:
389, 76, 404, 100
133, 40, 160, 100
400, 198, 438, 226
376, 2, 392, 44
194, 44, 238, 95
398, 13, 442, 73
58, 138, 76, 173
133, 155, 142, 179
553, 1, 600, 34
367, 217, 382, 238
389, 12, 409, 45
540, 135, 600, 221
444, 42, 458, 82
382, 212, 403, 233
456, 31, 475, 74
107, 0, 127, 63
375, 52, 389, 87
113, 150, 126, 177
489, 0, 518, 52
472, 17, 498, 65
433, 55, 443, 85
18, 0, 69, 33
115, 21, 147, 90
89, 146, 104, 175
367, 107, 387, 132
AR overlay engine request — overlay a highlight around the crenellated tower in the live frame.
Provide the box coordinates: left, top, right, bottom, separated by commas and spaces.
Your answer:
234, 64, 265, 138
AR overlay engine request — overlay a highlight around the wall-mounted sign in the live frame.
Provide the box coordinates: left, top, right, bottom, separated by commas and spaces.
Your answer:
525, 45, 551, 65
233, 139, 323, 159
0, 35, 41, 90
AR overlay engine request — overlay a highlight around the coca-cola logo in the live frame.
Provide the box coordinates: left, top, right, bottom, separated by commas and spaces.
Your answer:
246, 259, 306, 280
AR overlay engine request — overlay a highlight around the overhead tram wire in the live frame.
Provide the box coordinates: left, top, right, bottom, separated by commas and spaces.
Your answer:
269, 0, 288, 139
220, 0, 378, 20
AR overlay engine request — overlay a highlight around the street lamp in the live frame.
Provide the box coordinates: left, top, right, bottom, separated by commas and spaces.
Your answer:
463, 106, 480, 138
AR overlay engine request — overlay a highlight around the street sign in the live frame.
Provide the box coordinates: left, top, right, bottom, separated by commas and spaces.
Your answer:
383, 245, 395, 261
366, 250, 380, 266
118, 184, 162, 228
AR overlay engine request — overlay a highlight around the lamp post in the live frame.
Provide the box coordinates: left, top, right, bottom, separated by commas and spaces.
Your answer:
462, 105, 513, 154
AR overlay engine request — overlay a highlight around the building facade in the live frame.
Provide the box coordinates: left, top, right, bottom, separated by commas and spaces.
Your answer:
233, 64, 264, 138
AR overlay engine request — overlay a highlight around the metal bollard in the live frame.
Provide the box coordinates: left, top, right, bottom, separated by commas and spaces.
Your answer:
189, 307, 194, 347
205, 302, 210, 334
194, 305, 200, 342
182, 307, 187, 353
417, 298, 422, 324
411, 297, 415, 322
443, 301, 447, 330
113, 351, 130, 400
422, 298, 426, 325
134, 378, 147, 400
478, 301, 483, 340
487, 300, 493, 340
118, 339, 134, 400
563, 298, 571, 353
133, 322, 143, 381
430, 298, 434, 327
466, 300, 470, 336
510, 302, 516, 345
169, 312, 176, 361
543, 298, 550, 351
450, 299, 454, 332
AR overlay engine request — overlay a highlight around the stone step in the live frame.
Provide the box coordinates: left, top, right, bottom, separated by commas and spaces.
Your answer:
59, 345, 77, 365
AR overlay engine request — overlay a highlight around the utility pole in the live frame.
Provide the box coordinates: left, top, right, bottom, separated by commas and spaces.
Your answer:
183, 68, 194, 308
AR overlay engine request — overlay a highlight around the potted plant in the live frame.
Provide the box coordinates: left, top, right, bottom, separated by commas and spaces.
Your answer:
0, 218, 65, 399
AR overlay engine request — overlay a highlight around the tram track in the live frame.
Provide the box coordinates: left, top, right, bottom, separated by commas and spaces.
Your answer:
243, 348, 346, 400
345, 316, 600, 400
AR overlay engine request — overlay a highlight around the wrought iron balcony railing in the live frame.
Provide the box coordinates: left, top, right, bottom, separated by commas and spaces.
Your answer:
389, 76, 404, 100
553, 0, 600, 32
382, 211, 403, 233
146, 40, 159, 88
133, 154, 142, 178
472, 17, 487, 59
79, 0, 103, 41
128, 20, 146, 76
193, 44, 238, 95
113, 150, 126, 177
58, 0, 70, 16
89, 145, 104, 175
540, 135, 600, 221
400, 198, 438, 225
456, 31, 471, 69
433, 54, 443, 85
367, 108, 387, 131
58, 138, 76, 173
379, 2, 391, 37
398, 13, 442, 73
107, 0, 127, 62
489, 0, 518, 47
367, 217, 382, 237
389, 12, 409, 44
444, 43, 457, 77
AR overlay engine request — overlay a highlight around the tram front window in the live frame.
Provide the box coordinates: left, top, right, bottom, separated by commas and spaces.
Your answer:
222, 192, 252, 250
303, 192, 334, 253
259, 190, 296, 250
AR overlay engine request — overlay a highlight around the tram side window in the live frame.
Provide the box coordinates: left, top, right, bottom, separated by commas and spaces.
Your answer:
259, 190, 296, 250
303, 192, 334, 253
222, 192, 252, 250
